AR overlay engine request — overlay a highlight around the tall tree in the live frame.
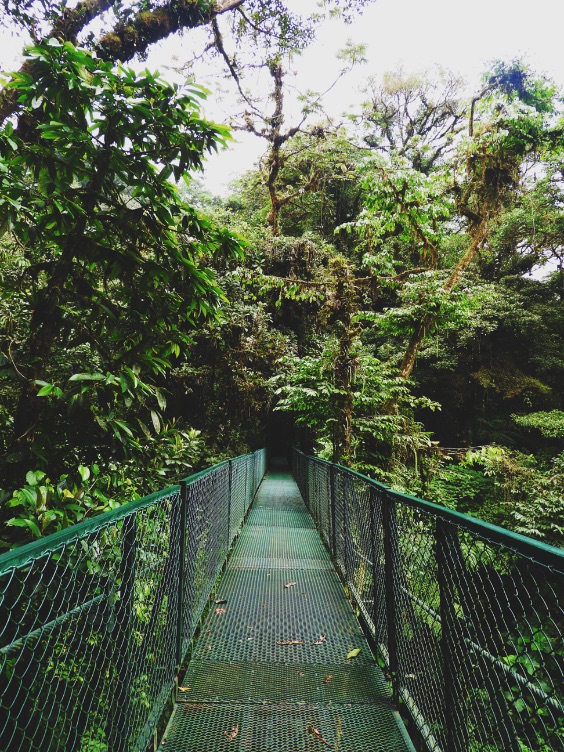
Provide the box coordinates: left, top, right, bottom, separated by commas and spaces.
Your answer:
354, 62, 562, 390
0, 39, 242, 488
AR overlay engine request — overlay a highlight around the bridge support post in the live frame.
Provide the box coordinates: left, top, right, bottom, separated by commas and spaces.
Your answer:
330, 464, 337, 557
175, 481, 188, 669
437, 519, 468, 752
109, 515, 137, 752
343, 475, 351, 582
382, 491, 399, 706
244, 456, 249, 514
227, 459, 233, 544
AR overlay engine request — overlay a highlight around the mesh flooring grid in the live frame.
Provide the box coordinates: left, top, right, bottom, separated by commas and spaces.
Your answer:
177, 662, 390, 703
192, 569, 368, 663
230, 556, 334, 570
245, 507, 316, 529
160, 470, 414, 752
229, 527, 331, 565
162, 703, 413, 752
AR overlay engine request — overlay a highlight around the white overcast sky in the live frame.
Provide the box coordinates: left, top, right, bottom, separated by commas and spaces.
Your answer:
180, 0, 564, 194
1, 0, 563, 194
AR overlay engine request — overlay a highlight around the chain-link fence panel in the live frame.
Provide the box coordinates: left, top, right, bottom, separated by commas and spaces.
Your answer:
293, 450, 564, 752
0, 449, 266, 752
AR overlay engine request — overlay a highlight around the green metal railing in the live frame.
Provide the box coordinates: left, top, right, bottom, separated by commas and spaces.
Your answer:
293, 450, 564, 752
0, 449, 267, 752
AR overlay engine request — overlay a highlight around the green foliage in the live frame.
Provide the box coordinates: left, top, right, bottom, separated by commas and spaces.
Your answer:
355, 154, 455, 258
272, 335, 438, 477
426, 462, 496, 515
0, 423, 204, 548
2, 463, 120, 545
486, 60, 558, 115
462, 447, 564, 547
0, 45, 562, 554
513, 411, 564, 439
0, 39, 244, 542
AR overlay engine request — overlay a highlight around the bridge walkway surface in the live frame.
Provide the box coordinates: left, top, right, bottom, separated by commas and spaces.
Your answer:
159, 469, 415, 752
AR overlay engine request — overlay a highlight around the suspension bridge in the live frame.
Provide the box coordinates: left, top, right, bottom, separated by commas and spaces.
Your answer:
1, 449, 562, 751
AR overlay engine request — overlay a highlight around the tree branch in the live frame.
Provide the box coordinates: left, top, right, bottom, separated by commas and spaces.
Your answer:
0, 0, 246, 126
211, 16, 262, 118
94, 0, 245, 62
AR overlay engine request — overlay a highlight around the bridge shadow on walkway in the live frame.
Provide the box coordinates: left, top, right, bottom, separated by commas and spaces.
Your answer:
159, 468, 414, 751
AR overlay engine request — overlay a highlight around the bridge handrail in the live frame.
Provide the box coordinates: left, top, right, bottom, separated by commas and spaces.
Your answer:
293, 449, 563, 752
293, 450, 563, 572
0, 448, 267, 752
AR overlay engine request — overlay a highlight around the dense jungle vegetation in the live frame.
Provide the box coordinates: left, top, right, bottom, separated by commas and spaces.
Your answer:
0, 0, 562, 550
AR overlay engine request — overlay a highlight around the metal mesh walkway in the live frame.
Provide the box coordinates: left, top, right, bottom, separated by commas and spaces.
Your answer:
159, 470, 414, 751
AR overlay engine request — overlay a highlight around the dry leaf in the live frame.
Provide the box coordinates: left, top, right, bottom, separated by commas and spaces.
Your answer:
284, 582, 297, 588
277, 639, 303, 646
215, 607, 226, 615
307, 724, 333, 748
224, 724, 239, 742
322, 675, 334, 684
313, 634, 327, 645
178, 686, 191, 691
215, 598, 227, 604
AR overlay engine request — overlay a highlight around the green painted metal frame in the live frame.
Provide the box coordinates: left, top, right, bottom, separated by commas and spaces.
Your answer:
0, 449, 267, 752
293, 449, 564, 752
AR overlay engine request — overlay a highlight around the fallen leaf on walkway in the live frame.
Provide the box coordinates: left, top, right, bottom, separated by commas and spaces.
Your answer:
215, 607, 226, 615
224, 724, 239, 742
178, 686, 191, 691
215, 599, 227, 604
313, 634, 326, 645
346, 648, 361, 659
307, 724, 333, 748
322, 675, 334, 684
284, 582, 297, 588
277, 639, 303, 646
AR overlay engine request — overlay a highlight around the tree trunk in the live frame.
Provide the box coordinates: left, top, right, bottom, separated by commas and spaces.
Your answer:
265, 64, 285, 236
331, 258, 358, 466
382, 219, 489, 416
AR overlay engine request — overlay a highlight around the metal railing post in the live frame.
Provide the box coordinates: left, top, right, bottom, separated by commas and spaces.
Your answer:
110, 515, 137, 752
175, 481, 188, 669
437, 519, 468, 752
330, 463, 337, 557
382, 490, 399, 706
369, 486, 381, 641
184, 483, 198, 638
244, 457, 249, 513
227, 459, 233, 544
343, 476, 351, 582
